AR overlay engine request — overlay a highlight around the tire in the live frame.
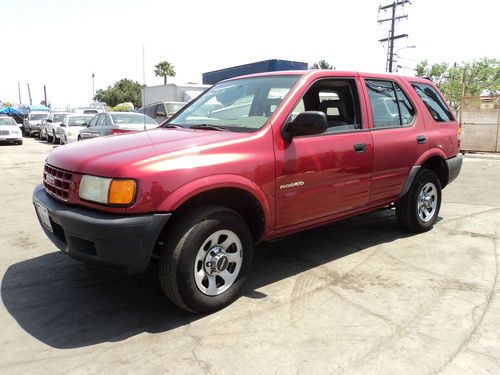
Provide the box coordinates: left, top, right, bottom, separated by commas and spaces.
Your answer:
396, 169, 441, 233
77, 136, 82, 141
53, 131, 59, 144
17, 140, 23, 145
47, 132, 53, 142
159, 205, 254, 313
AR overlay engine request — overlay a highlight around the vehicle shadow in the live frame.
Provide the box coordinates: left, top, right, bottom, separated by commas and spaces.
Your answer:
1, 209, 418, 349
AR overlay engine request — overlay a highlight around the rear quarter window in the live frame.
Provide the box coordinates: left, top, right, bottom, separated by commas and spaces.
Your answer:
411, 82, 454, 122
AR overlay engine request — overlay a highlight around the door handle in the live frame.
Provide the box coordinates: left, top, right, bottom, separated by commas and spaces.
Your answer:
354, 143, 367, 153
416, 135, 426, 144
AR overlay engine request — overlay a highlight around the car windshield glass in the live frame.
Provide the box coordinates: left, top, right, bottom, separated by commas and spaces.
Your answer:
30, 114, 48, 120
68, 115, 94, 126
53, 114, 68, 122
169, 75, 301, 132
110, 113, 156, 125
0, 118, 17, 126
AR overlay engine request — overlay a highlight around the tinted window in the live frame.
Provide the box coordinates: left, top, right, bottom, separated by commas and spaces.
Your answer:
88, 116, 98, 127
144, 104, 158, 118
53, 114, 67, 122
412, 83, 453, 122
395, 84, 416, 125
366, 80, 415, 128
96, 115, 106, 127
110, 113, 157, 125
0, 117, 17, 126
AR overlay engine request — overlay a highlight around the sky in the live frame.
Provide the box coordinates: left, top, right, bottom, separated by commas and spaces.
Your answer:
1, 0, 499, 108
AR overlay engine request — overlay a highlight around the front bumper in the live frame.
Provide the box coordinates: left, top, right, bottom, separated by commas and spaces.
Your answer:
33, 184, 171, 274
0, 135, 22, 143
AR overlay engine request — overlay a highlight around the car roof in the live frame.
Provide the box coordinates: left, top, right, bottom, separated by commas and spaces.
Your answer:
222, 69, 431, 85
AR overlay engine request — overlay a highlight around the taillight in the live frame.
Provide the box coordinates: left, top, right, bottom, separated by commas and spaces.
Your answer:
111, 129, 131, 135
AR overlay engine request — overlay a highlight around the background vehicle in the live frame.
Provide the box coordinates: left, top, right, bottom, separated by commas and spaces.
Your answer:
78, 112, 157, 140
45, 112, 71, 143
138, 101, 186, 124
23, 112, 49, 137
0, 116, 23, 145
34, 70, 462, 313
59, 114, 95, 144
39, 119, 48, 140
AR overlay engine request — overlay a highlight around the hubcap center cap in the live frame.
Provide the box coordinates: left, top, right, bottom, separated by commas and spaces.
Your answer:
204, 247, 229, 275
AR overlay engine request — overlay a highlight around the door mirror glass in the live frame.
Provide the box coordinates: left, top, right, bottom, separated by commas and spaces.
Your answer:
282, 111, 327, 141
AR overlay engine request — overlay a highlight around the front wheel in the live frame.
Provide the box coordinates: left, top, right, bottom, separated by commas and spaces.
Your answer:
396, 169, 441, 232
159, 205, 254, 313
53, 131, 59, 144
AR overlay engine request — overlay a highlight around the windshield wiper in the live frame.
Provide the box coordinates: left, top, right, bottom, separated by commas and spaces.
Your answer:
162, 123, 183, 128
190, 124, 226, 131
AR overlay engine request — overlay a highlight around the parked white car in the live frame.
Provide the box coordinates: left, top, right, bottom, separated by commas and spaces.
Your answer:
45, 112, 71, 143
59, 114, 96, 144
0, 116, 23, 145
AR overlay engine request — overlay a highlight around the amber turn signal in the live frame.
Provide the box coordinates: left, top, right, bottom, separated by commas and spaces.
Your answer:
108, 180, 136, 204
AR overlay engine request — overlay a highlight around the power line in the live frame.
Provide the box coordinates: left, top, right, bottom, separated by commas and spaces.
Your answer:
378, 0, 411, 73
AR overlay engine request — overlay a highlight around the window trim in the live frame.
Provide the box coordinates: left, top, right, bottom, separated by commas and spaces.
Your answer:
283, 76, 365, 138
363, 78, 417, 130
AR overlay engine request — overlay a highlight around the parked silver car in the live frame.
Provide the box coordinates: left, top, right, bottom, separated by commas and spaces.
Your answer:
78, 112, 157, 140
23, 112, 49, 137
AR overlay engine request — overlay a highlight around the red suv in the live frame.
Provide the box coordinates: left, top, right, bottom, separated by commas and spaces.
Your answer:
33, 70, 462, 313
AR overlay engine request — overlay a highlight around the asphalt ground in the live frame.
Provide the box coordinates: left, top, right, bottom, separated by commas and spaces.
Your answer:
1, 137, 499, 374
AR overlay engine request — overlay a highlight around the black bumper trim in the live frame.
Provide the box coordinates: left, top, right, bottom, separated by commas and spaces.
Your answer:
446, 154, 463, 185
33, 184, 171, 274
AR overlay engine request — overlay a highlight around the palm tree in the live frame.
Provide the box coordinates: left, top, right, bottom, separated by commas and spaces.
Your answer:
154, 61, 176, 85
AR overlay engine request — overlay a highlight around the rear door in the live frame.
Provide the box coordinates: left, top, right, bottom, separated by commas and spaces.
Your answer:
361, 77, 429, 202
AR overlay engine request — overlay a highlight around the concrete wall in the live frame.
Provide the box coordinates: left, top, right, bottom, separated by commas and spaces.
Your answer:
461, 109, 500, 152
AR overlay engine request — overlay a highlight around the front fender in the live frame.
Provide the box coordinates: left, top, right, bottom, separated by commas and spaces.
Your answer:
157, 174, 273, 232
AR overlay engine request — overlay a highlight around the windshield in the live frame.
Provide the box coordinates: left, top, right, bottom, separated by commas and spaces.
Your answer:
0, 117, 17, 126
30, 113, 48, 121
169, 75, 301, 132
68, 115, 94, 126
110, 113, 156, 125
53, 114, 68, 122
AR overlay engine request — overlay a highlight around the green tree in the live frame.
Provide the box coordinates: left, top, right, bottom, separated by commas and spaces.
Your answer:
154, 61, 176, 85
311, 60, 333, 69
95, 79, 143, 108
416, 57, 500, 107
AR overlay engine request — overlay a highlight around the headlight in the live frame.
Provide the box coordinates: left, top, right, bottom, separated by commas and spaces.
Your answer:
10, 129, 20, 135
79, 175, 136, 205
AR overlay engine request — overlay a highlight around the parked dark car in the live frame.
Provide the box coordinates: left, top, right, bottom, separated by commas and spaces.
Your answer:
138, 102, 186, 125
78, 112, 157, 140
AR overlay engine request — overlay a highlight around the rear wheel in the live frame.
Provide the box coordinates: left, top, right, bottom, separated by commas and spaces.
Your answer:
159, 205, 253, 313
53, 131, 59, 144
47, 131, 53, 142
396, 169, 441, 232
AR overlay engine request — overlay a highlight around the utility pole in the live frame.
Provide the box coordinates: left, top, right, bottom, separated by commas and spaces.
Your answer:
27, 83, 32, 106
18, 82, 22, 104
44, 85, 48, 107
378, 1, 410, 73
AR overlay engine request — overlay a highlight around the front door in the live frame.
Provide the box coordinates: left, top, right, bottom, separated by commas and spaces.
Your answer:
275, 78, 373, 229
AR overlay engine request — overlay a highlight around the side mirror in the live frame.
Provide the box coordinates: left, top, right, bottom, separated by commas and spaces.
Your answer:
282, 111, 327, 141
47, 119, 52, 123
81, 123, 87, 127
156, 111, 166, 117
60, 124, 66, 127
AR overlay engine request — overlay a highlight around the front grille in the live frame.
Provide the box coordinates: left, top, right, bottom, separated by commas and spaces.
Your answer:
0, 130, 9, 136
43, 164, 73, 201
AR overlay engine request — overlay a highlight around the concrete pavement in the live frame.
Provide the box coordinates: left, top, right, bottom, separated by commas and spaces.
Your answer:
0, 138, 499, 374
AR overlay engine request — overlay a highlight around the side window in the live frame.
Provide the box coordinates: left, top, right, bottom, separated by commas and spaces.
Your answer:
289, 79, 361, 132
365, 80, 415, 128
96, 114, 106, 127
88, 116, 98, 127
145, 104, 159, 118
412, 83, 453, 122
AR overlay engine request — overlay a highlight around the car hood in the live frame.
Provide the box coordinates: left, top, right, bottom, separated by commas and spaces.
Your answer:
46, 127, 250, 177
0, 125, 19, 132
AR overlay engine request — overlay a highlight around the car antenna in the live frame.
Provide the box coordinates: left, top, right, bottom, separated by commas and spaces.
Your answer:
143, 44, 146, 131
